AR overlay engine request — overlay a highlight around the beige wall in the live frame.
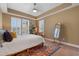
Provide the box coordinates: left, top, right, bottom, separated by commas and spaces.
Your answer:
2, 13, 11, 31
0, 11, 2, 29
44, 6, 79, 45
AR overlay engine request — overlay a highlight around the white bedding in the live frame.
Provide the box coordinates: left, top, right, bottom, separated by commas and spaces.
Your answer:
0, 34, 44, 56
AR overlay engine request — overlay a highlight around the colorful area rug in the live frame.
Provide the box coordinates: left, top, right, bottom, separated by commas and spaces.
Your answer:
16, 41, 61, 56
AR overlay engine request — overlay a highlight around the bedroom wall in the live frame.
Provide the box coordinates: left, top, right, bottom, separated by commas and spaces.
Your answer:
2, 13, 11, 31
44, 6, 79, 45
2, 13, 36, 32
0, 11, 2, 29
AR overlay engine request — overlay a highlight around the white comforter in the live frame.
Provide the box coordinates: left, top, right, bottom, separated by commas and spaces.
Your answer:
0, 34, 44, 56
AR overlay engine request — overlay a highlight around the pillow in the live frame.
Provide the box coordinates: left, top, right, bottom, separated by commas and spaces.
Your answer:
0, 29, 5, 43
0, 29, 5, 34
3, 31, 13, 42
10, 32, 17, 38
0, 34, 3, 43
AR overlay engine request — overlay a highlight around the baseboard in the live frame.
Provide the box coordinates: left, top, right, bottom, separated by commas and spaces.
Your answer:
45, 38, 79, 49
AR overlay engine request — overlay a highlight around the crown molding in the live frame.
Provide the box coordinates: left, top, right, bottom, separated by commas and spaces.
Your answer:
3, 12, 35, 20
37, 4, 79, 20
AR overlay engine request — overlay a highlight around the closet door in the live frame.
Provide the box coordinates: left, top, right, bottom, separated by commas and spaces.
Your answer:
22, 19, 29, 35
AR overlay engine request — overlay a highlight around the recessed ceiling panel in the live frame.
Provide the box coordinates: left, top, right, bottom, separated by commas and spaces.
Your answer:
7, 3, 61, 16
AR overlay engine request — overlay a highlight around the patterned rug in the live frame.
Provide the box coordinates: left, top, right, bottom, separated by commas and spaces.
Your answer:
15, 40, 61, 56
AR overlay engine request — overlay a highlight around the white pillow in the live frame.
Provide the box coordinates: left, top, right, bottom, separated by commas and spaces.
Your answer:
0, 29, 5, 43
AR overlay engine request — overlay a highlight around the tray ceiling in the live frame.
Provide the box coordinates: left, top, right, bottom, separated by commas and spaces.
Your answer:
7, 3, 61, 16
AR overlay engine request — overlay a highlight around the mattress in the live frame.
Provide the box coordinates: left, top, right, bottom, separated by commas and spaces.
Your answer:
0, 34, 44, 56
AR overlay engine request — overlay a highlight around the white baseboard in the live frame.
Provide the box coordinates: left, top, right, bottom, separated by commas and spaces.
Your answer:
45, 38, 79, 49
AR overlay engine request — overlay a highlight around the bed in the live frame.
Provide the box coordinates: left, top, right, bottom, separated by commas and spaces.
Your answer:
0, 34, 45, 56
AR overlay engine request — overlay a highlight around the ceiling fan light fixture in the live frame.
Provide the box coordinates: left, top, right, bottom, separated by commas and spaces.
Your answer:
33, 3, 38, 13
33, 8, 37, 12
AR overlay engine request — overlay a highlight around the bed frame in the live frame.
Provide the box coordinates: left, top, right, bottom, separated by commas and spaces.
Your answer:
8, 43, 44, 56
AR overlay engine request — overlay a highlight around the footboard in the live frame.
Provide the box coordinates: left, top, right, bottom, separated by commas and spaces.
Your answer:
10, 43, 44, 56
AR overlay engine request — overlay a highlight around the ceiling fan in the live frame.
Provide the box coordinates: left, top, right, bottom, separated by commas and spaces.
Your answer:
32, 3, 38, 13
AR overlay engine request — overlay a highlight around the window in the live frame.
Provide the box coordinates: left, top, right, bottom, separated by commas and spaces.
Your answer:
11, 17, 21, 35
21, 19, 29, 35
11, 17, 29, 35
39, 19, 44, 32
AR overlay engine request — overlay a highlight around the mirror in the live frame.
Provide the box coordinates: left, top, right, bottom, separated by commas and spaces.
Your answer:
53, 23, 61, 40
